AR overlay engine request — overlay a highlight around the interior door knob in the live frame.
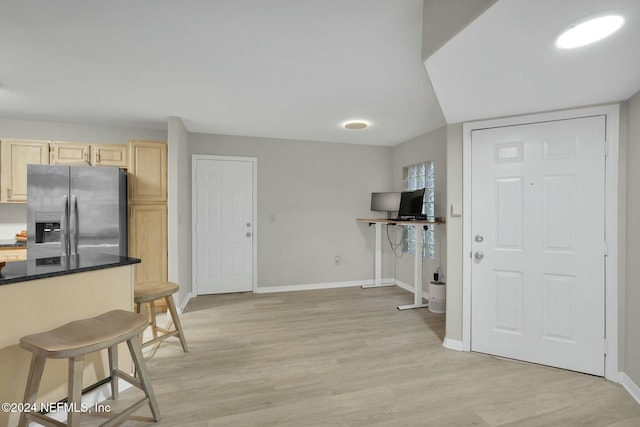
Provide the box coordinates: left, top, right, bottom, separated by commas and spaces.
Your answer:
474, 251, 484, 261
246, 232, 252, 237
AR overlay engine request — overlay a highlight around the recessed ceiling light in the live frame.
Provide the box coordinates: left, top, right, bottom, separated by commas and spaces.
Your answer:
556, 14, 624, 49
343, 120, 369, 130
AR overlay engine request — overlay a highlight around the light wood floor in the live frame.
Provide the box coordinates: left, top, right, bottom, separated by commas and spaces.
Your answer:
105, 286, 640, 426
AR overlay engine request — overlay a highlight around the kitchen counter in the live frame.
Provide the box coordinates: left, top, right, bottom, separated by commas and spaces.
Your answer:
0, 254, 139, 426
0, 253, 140, 285
0, 239, 26, 248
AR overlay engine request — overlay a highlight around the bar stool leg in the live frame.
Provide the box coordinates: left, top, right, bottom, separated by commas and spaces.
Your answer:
149, 301, 159, 341
127, 337, 160, 421
18, 353, 46, 427
67, 355, 84, 427
107, 345, 119, 400
165, 295, 189, 352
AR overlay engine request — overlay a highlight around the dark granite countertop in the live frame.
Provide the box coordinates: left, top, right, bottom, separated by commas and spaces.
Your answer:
0, 239, 26, 248
0, 254, 141, 285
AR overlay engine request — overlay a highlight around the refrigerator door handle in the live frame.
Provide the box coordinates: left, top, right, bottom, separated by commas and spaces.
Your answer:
70, 194, 78, 256
61, 195, 69, 256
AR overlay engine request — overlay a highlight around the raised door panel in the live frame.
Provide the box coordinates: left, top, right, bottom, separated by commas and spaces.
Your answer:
50, 141, 90, 165
128, 141, 167, 203
92, 144, 127, 167
129, 204, 167, 284
0, 139, 50, 202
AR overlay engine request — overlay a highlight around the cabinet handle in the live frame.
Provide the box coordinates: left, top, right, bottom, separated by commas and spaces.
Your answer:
96, 152, 101, 163
84, 150, 89, 162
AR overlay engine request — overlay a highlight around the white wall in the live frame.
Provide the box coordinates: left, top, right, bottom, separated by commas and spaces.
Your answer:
167, 117, 192, 308
624, 89, 640, 386
0, 117, 166, 145
189, 133, 393, 289
0, 117, 167, 240
445, 123, 463, 342
391, 126, 447, 294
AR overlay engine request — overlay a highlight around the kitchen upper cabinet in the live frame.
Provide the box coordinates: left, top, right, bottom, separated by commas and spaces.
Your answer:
128, 140, 167, 203
92, 144, 127, 167
129, 203, 168, 284
0, 139, 50, 203
50, 141, 90, 165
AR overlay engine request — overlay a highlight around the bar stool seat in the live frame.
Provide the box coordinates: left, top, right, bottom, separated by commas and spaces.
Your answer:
19, 310, 160, 427
134, 281, 188, 352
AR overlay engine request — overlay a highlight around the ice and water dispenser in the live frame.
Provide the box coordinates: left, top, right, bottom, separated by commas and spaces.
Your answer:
34, 212, 62, 245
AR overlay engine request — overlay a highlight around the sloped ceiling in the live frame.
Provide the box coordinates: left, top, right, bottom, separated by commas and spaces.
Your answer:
425, 0, 640, 124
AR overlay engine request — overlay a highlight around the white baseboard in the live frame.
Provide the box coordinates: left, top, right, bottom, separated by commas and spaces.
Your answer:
255, 280, 378, 293
620, 373, 640, 406
443, 337, 465, 351
46, 379, 132, 422
393, 279, 414, 293
253, 278, 418, 294
176, 291, 193, 313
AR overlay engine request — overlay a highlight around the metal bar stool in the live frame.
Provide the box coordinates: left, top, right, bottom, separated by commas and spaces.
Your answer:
134, 281, 188, 352
18, 310, 160, 427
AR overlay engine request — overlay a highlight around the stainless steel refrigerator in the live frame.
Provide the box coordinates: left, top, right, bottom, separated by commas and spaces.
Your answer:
27, 165, 128, 259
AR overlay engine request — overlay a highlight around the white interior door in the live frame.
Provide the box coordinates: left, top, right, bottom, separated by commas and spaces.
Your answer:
193, 156, 255, 294
470, 116, 606, 376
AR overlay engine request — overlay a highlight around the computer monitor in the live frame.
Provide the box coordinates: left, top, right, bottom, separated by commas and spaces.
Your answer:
398, 188, 425, 219
370, 192, 401, 218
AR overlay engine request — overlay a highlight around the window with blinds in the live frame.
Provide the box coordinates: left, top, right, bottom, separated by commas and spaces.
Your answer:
402, 161, 435, 259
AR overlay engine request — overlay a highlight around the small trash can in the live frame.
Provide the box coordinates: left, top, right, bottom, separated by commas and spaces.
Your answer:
429, 281, 446, 313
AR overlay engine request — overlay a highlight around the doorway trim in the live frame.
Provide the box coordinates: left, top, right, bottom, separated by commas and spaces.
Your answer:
462, 104, 620, 380
191, 154, 258, 295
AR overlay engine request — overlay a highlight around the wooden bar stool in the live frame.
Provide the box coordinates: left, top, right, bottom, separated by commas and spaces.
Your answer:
134, 281, 188, 352
18, 310, 160, 427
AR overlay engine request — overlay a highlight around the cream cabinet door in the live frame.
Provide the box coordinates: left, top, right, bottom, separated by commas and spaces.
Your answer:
128, 140, 167, 203
129, 204, 168, 284
50, 141, 90, 165
0, 139, 50, 202
0, 248, 27, 262
92, 144, 127, 167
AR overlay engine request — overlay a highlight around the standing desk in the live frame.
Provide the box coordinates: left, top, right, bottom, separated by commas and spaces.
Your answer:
357, 218, 445, 310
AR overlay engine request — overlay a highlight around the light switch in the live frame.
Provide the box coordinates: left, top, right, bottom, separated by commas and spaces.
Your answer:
451, 203, 462, 217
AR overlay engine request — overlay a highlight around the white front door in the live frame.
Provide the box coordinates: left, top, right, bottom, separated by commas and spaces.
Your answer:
470, 116, 606, 375
193, 156, 255, 294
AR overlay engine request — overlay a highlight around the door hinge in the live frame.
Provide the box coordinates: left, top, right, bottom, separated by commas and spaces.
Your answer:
604, 140, 609, 157
603, 339, 608, 355
604, 241, 609, 257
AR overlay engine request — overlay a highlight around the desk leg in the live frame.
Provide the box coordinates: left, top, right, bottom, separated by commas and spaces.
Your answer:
362, 222, 395, 289
398, 224, 429, 310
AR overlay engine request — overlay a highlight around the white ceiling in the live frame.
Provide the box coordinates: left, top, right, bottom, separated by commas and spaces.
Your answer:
426, 0, 640, 124
0, 0, 444, 146
1, 1, 638, 147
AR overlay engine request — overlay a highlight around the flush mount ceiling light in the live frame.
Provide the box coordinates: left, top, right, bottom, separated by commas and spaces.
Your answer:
555, 14, 625, 49
343, 120, 369, 130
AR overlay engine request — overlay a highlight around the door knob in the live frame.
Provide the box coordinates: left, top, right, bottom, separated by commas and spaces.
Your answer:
475, 234, 484, 243
246, 222, 251, 227
474, 251, 484, 261
246, 232, 252, 237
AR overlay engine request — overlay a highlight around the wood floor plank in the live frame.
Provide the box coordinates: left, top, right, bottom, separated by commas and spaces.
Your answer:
100, 286, 639, 426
